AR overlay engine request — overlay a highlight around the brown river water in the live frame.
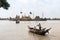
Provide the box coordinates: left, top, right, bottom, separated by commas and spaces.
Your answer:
0, 20, 60, 40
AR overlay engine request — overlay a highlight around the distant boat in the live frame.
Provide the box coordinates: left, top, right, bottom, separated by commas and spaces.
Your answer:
16, 20, 20, 23
28, 26, 51, 35
15, 15, 20, 23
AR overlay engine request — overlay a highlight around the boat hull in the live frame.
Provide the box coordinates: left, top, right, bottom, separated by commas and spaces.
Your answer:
28, 26, 51, 35
29, 29, 46, 35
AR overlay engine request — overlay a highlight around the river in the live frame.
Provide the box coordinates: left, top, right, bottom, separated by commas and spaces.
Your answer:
0, 20, 60, 40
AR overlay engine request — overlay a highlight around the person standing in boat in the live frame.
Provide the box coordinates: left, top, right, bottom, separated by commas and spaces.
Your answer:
37, 23, 42, 30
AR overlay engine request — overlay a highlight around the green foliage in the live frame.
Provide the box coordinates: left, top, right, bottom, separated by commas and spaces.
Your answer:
0, 0, 10, 10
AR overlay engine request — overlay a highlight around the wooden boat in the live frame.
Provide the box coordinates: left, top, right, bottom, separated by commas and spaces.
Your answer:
28, 26, 51, 35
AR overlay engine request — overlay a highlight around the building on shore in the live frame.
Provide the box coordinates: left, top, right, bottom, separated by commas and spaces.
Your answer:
20, 16, 32, 21
9, 15, 47, 21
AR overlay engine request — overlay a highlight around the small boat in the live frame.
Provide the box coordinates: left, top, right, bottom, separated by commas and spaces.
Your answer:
16, 20, 20, 23
28, 26, 51, 35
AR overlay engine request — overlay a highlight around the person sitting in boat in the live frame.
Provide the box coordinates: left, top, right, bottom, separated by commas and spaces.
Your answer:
34, 26, 36, 32
34, 26, 36, 29
37, 23, 42, 30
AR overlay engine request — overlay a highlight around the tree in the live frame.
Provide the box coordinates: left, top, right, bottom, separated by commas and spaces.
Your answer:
0, 0, 10, 10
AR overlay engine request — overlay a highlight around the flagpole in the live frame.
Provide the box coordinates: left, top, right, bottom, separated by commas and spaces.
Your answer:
42, 12, 44, 18
33, 13, 34, 19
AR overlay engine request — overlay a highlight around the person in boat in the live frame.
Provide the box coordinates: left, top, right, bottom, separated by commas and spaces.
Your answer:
34, 26, 36, 32
34, 26, 36, 29
37, 23, 42, 30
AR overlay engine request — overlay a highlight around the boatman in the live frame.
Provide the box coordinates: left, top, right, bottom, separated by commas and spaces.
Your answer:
37, 23, 42, 30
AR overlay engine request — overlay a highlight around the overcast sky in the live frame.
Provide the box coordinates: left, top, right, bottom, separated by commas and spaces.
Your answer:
0, 0, 60, 18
